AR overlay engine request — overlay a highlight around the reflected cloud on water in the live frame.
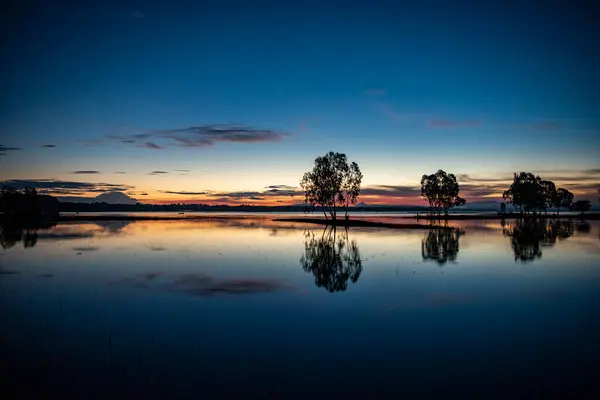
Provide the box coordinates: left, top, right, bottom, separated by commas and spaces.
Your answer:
121, 272, 293, 297
300, 227, 363, 293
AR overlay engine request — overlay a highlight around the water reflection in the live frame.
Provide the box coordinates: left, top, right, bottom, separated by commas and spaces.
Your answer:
421, 228, 463, 265
0, 221, 57, 249
0, 220, 133, 249
300, 227, 363, 293
502, 219, 574, 262
122, 272, 292, 296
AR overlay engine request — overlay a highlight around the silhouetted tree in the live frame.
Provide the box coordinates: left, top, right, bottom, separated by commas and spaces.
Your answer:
421, 228, 463, 265
0, 185, 59, 219
502, 172, 545, 216
502, 219, 574, 262
554, 188, 574, 216
300, 152, 362, 220
570, 200, 591, 215
500, 202, 507, 215
300, 228, 363, 292
420, 170, 466, 216
540, 180, 556, 215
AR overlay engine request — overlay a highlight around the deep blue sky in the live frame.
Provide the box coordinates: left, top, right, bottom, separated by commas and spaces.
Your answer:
1, 0, 599, 203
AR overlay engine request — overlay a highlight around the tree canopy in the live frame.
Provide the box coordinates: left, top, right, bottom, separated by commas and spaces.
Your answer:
300, 151, 362, 220
502, 173, 574, 216
420, 170, 466, 215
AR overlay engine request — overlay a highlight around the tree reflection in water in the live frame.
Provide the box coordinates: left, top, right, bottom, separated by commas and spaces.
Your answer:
421, 227, 463, 265
1, 226, 40, 249
502, 219, 574, 262
300, 227, 363, 293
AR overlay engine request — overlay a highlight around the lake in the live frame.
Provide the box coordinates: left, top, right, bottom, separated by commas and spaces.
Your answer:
1, 217, 599, 397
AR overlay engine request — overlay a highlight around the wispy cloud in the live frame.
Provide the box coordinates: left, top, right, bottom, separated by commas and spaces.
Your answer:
361, 185, 420, 197
248, 196, 264, 200
72, 170, 100, 174
107, 124, 286, 149
159, 190, 210, 195
458, 174, 513, 183
265, 184, 296, 190
174, 169, 191, 172
149, 171, 168, 175
428, 119, 483, 129
114, 171, 127, 174
0, 179, 134, 196
128, 191, 148, 196
139, 142, 164, 149
41, 144, 56, 148
0, 145, 21, 156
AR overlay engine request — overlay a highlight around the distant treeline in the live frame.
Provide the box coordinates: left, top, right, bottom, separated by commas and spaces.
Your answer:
0, 187, 59, 221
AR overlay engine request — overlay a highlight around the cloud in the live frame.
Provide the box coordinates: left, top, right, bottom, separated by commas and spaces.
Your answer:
72, 170, 100, 174
0, 179, 134, 196
41, 144, 56, 148
248, 196, 264, 200
211, 191, 263, 199
114, 171, 126, 174
128, 191, 148, 196
428, 119, 483, 128
174, 169, 191, 172
0, 145, 21, 155
139, 142, 164, 149
265, 184, 297, 190
108, 124, 286, 149
149, 171, 168, 175
457, 174, 513, 183
364, 88, 387, 96
530, 121, 563, 131
360, 185, 420, 197
159, 190, 210, 195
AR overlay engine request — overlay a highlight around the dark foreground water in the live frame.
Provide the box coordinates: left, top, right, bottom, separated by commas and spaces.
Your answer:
1, 217, 599, 398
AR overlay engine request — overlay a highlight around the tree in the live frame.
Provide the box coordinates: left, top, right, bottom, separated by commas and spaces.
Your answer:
300, 152, 362, 220
420, 170, 466, 216
500, 202, 507, 215
539, 180, 556, 215
570, 200, 591, 215
554, 188, 573, 216
502, 172, 545, 216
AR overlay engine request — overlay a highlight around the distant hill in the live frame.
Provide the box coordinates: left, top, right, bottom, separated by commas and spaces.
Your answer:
57, 191, 137, 205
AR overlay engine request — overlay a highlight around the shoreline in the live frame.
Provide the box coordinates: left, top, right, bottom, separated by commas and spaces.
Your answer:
1, 212, 598, 226
271, 218, 455, 230
409, 213, 600, 221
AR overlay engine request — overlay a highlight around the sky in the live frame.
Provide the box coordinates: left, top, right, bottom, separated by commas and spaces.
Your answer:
1, 0, 599, 205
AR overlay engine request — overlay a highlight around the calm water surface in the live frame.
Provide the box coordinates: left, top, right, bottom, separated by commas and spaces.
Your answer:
1, 218, 599, 397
